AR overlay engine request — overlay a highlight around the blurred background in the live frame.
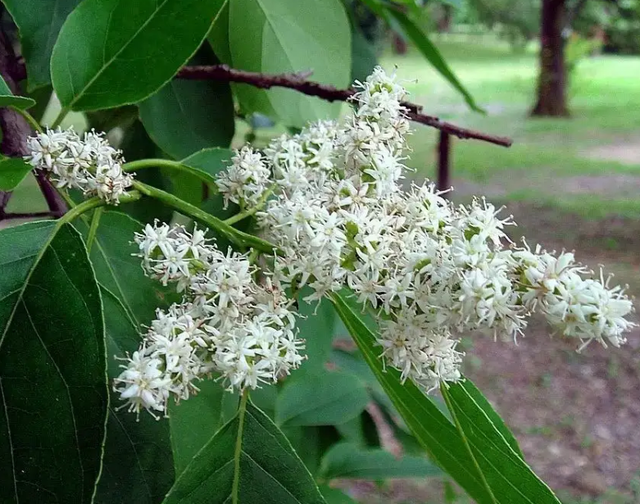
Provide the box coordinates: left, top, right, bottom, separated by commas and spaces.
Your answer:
5, 1, 640, 502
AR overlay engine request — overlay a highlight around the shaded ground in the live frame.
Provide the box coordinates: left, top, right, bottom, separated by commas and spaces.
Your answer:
587, 144, 640, 165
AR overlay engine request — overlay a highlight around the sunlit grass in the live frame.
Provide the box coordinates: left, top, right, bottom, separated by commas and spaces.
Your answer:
381, 36, 640, 219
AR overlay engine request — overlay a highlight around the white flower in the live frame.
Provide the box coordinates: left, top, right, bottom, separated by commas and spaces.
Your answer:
216, 146, 271, 207
113, 348, 172, 419
119, 224, 305, 416
25, 127, 133, 204
118, 66, 635, 415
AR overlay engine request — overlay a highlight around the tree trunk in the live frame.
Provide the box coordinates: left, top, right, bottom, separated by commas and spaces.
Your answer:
531, 0, 569, 117
437, 5, 453, 33
392, 32, 407, 55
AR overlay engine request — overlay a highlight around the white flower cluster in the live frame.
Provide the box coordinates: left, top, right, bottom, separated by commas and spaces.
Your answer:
215, 146, 271, 208
115, 223, 303, 417
25, 127, 133, 204
214, 66, 635, 394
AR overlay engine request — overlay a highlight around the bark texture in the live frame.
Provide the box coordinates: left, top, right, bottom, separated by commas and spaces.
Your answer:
532, 0, 569, 117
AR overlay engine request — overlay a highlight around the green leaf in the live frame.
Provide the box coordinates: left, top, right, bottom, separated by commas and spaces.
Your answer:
440, 380, 560, 504
329, 348, 396, 417
139, 78, 234, 159
169, 380, 238, 476
164, 147, 232, 207
51, 0, 226, 111
275, 371, 369, 427
207, 0, 232, 64
96, 287, 175, 504
349, 23, 378, 83
1, 0, 81, 90
83, 211, 178, 324
120, 121, 174, 225
168, 171, 206, 208
281, 425, 327, 476
228, 0, 351, 127
248, 384, 278, 420
0, 74, 35, 109
384, 8, 483, 113
25, 85, 53, 122
440, 380, 559, 504
319, 442, 441, 480
75, 211, 177, 502
162, 399, 326, 504
0, 157, 33, 190
335, 415, 366, 447
182, 147, 233, 184
0, 221, 108, 503
86, 105, 139, 133
448, 378, 525, 459
330, 292, 562, 504
441, 0, 463, 9
297, 296, 337, 376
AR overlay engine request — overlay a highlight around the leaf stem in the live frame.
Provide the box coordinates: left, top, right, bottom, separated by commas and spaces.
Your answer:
122, 158, 219, 187
232, 390, 249, 504
55, 191, 140, 228
10, 106, 43, 133
224, 184, 275, 226
132, 180, 279, 254
50, 106, 70, 129
58, 189, 78, 209
57, 196, 104, 228
122, 158, 222, 189
248, 248, 260, 265
86, 207, 103, 253
441, 384, 498, 504
122, 158, 182, 172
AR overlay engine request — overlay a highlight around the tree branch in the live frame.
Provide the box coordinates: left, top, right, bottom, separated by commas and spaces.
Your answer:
0, 210, 56, 221
0, 28, 66, 218
176, 65, 513, 148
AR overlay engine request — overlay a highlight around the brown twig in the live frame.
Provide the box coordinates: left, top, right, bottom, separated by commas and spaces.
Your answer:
437, 131, 451, 197
0, 28, 66, 218
0, 211, 56, 221
176, 64, 513, 148
366, 402, 403, 458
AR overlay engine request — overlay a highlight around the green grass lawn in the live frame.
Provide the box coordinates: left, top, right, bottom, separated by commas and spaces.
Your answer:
383, 36, 640, 219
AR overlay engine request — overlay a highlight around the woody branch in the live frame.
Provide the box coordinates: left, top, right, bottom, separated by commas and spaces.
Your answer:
176, 64, 513, 148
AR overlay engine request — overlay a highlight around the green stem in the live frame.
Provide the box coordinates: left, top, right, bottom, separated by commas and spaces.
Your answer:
50, 106, 70, 129
86, 207, 104, 253
248, 248, 260, 265
122, 158, 218, 187
224, 184, 276, 226
231, 390, 249, 504
122, 158, 186, 172
11, 106, 43, 133
58, 189, 77, 209
441, 384, 498, 504
132, 180, 279, 254
56, 197, 105, 228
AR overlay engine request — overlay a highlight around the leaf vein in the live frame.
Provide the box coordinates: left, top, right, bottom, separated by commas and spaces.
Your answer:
22, 300, 86, 500
69, 0, 171, 108
0, 377, 19, 503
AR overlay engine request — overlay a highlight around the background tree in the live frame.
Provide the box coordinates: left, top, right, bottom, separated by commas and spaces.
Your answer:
532, 0, 569, 116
